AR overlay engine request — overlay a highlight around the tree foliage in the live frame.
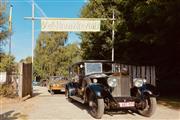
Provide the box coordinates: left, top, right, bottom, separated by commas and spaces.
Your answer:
80, 0, 180, 95
81, 0, 180, 65
0, 2, 9, 53
34, 32, 81, 79
0, 53, 16, 72
20, 56, 32, 63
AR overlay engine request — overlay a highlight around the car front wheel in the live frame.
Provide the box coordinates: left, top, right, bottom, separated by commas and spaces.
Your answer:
89, 94, 104, 119
138, 96, 157, 117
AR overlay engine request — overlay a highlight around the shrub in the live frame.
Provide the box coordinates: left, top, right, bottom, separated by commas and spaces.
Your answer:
0, 83, 17, 98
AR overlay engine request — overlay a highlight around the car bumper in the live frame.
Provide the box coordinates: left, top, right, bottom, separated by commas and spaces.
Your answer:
50, 86, 65, 91
108, 97, 138, 109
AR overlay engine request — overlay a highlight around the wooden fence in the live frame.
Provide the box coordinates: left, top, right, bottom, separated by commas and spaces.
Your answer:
117, 64, 156, 86
18, 63, 32, 98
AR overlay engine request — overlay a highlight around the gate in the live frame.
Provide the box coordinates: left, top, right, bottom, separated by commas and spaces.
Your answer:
117, 64, 156, 86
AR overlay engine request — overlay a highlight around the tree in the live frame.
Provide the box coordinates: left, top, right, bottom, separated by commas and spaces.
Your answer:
57, 44, 81, 76
20, 56, 32, 63
0, 53, 16, 72
0, 2, 9, 53
80, 0, 115, 60
34, 32, 81, 79
80, 0, 180, 95
0, 2, 13, 73
80, 0, 180, 64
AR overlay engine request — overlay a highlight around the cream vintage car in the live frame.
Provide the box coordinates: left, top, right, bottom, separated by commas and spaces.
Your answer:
48, 76, 67, 94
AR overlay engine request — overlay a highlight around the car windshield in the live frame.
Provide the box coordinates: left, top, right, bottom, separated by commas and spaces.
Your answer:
85, 63, 102, 75
85, 62, 113, 75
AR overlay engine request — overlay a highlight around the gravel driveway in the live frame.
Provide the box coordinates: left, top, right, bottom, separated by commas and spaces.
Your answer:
1, 86, 179, 120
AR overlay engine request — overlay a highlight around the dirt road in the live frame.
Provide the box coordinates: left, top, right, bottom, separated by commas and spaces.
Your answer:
1, 86, 180, 120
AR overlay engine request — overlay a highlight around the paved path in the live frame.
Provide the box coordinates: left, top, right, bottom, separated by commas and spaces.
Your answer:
1, 86, 180, 120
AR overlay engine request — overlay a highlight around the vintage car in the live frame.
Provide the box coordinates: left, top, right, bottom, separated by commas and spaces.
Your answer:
65, 60, 159, 119
48, 76, 67, 94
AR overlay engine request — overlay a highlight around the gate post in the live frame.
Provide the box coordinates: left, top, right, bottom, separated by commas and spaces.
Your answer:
18, 63, 32, 98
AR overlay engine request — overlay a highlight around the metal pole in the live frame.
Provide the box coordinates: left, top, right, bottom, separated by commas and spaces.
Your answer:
31, 3, 35, 95
9, 36, 11, 55
9, 5, 13, 55
112, 10, 115, 61
32, 3, 34, 63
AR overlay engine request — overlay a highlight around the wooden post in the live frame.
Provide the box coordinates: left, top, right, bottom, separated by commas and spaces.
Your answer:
18, 63, 32, 98
146, 66, 151, 84
132, 66, 137, 79
18, 63, 23, 98
151, 66, 156, 86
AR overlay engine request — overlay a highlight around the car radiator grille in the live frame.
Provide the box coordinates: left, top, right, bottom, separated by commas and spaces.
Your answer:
111, 76, 131, 97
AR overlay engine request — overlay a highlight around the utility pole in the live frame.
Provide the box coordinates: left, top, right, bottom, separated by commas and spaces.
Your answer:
8, 5, 13, 55
32, 3, 35, 63
112, 10, 115, 62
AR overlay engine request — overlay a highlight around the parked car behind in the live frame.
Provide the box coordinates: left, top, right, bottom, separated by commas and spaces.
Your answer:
65, 60, 159, 119
32, 80, 40, 86
48, 76, 68, 94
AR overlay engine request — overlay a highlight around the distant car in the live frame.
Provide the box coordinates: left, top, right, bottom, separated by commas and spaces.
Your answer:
32, 80, 40, 86
40, 79, 48, 87
48, 76, 68, 94
65, 60, 159, 119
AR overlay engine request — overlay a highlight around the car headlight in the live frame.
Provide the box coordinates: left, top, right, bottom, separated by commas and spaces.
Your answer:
107, 78, 117, 87
133, 78, 146, 87
93, 79, 98, 83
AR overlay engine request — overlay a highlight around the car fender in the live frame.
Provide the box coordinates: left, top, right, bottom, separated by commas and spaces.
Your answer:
66, 82, 76, 96
142, 84, 159, 97
86, 83, 108, 99
131, 84, 159, 97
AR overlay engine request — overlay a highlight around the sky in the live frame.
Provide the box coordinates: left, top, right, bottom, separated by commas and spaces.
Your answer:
3, 0, 87, 62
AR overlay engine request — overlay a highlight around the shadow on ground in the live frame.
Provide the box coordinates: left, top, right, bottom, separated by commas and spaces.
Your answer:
32, 92, 41, 97
0, 110, 28, 120
157, 96, 180, 110
68, 99, 139, 118
47, 90, 65, 95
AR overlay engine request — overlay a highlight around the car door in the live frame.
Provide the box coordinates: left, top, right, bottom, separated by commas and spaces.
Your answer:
70, 64, 81, 96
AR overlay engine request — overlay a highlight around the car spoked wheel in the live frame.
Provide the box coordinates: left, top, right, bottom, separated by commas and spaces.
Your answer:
138, 96, 157, 117
89, 94, 104, 119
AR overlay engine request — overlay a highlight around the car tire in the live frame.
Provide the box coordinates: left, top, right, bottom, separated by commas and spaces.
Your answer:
138, 96, 157, 117
89, 94, 104, 119
50, 90, 54, 95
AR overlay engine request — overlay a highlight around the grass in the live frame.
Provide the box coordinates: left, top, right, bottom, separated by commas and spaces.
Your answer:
157, 96, 180, 110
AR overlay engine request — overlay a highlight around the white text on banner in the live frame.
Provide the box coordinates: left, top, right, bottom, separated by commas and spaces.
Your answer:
41, 19, 101, 32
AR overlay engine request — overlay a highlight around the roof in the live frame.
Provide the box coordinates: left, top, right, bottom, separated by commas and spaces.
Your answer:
71, 60, 114, 67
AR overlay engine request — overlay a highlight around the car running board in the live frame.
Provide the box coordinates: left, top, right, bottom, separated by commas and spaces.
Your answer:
70, 96, 85, 104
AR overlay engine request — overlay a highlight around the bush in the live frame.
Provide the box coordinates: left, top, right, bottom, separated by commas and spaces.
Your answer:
0, 83, 17, 98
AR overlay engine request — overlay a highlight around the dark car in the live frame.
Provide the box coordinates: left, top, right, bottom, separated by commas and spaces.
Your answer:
65, 60, 158, 119
32, 80, 40, 86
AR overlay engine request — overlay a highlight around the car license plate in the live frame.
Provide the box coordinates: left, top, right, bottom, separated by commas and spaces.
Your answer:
119, 102, 135, 107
